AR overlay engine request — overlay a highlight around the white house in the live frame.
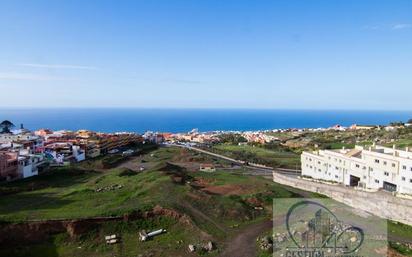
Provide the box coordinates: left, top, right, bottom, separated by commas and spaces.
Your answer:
301, 144, 412, 195
15, 149, 45, 179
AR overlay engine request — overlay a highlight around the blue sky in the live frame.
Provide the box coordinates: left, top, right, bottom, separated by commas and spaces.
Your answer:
0, 0, 411, 109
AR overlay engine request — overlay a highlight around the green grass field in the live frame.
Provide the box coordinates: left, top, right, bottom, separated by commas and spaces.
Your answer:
1, 146, 411, 257
212, 144, 300, 169
0, 146, 307, 257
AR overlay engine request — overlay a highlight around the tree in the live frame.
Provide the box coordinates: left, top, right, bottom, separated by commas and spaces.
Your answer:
218, 133, 247, 144
0, 120, 15, 134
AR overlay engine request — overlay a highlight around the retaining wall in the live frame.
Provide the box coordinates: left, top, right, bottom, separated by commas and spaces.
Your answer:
273, 172, 412, 225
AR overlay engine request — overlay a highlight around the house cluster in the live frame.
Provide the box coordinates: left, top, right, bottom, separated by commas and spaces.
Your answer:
148, 121, 412, 148
154, 129, 280, 145
146, 130, 221, 145
0, 120, 143, 181
301, 144, 412, 195
240, 131, 279, 144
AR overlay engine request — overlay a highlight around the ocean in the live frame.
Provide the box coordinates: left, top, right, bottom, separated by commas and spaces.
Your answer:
0, 108, 411, 133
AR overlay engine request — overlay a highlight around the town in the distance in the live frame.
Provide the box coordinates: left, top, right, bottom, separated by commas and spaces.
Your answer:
1, 118, 412, 257
2, 119, 412, 194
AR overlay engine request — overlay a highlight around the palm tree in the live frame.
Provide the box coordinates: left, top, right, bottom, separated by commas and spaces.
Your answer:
0, 120, 15, 134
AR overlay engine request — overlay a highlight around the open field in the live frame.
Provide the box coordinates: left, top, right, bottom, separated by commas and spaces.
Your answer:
211, 144, 300, 169
0, 146, 305, 257
0, 146, 411, 257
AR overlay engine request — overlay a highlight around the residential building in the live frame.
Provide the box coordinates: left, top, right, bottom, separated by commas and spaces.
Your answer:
44, 142, 86, 165
17, 149, 46, 178
34, 129, 53, 137
0, 151, 18, 180
301, 145, 412, 195
96, 133, 143, 154
349, 124, 377, 130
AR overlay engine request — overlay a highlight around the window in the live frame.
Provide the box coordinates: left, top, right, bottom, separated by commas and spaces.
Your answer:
318, 169, 321, 172
403, 165, 407, 170
383, 161, 387, 165
375, 179, 379, 183
363, 175, 367, 179
335, 175, 338, 179
402, 177, 406, 181
375, 159, 380, 163
355, 164, 360, 168
392, 163, 396, 168
384, 172, 389, 176
318, 161, 321, 164
410, 179, 412, 183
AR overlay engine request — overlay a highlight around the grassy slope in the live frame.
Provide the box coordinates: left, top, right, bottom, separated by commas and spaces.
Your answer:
212, 144, 300, 169
1, 146, 411, 257
0, 146, 305, 257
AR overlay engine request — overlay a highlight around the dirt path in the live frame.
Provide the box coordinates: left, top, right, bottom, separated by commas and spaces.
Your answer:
178, 201, 227, 234
219, 219, 273, 257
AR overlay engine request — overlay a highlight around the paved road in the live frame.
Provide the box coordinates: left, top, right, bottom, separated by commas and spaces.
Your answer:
165, 143, 301, 177
167, 143, 243, 164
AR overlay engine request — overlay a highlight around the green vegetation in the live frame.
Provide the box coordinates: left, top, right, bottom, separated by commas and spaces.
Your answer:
217, 133, 247, 144
0, 120, 15, 134
0, 146, 308, 257
390, 242, 412, 256
267, 126, 412, 152
1, 144, 412, 257
389, 221, 412, 240
212, 144, 300, 169
0, 217, 192, 257
0, 163, 174, 221
75, 143, 158, 170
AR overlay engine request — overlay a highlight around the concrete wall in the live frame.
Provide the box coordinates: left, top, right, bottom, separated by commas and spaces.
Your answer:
273, 172, 412, 225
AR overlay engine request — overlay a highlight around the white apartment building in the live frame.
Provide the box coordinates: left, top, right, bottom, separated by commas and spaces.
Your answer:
301, 145, 412, 195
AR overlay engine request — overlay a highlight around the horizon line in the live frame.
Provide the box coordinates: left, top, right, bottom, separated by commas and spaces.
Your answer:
0, 106, 412, 112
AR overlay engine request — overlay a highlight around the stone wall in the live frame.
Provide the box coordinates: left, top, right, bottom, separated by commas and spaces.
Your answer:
273, 172, 412, 225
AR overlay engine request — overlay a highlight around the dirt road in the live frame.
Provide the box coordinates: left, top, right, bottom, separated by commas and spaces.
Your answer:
219, 219, 273, 257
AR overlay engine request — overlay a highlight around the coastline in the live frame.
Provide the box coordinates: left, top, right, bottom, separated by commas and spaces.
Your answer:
1, 108, 411, 133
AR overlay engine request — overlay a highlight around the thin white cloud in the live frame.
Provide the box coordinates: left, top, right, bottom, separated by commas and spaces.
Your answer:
362, 23, 412, 31
0, 72, 69, 81
392, 23, 412, 30
18, 63, 97, 70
